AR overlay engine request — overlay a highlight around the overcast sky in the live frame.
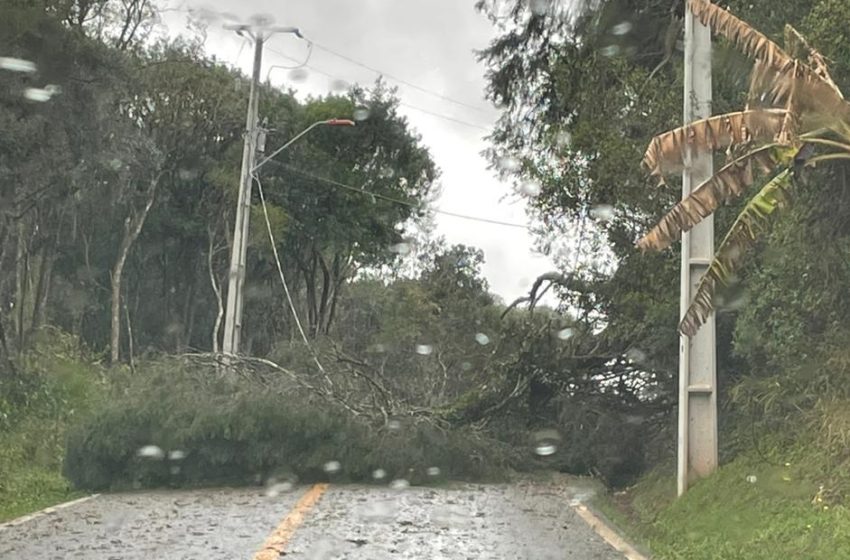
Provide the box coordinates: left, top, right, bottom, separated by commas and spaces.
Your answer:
160, 0, 556, 303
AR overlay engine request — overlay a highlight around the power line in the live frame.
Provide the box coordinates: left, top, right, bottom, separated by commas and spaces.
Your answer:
306, 39, 492, 115
263, 160, 529, 229
265, 45, 490, 131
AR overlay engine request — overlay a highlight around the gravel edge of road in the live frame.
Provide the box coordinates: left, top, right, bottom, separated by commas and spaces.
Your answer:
0, 494, 100, 530
574, 499, 652, 560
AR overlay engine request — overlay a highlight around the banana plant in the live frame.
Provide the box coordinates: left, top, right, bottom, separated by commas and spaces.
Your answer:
638, 0, 850, 337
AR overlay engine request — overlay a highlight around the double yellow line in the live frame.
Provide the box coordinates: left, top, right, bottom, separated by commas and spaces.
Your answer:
253, 483, 330, 560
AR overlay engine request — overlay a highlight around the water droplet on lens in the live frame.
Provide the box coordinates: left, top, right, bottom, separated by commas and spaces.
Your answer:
390, 242, 411, 256
535, 443, 557, 456
497, 155, 521, 172
23, 88, 52, 102
415, 344, 433, 356
390, 479, 410, 490
601, 45, 620, 57
353, 106, 371, 121
0, 57, 36, 72
625, 348, 646, 363
461, 362, 472, 371
474, 333, 490, 346
265, 480, 294, 497
170, 465, 181, 475
520, 180, 541, 197
590, 204, 615, 223
323, 460, 341, 474
372, 468, 387, 480
556, 130, 572, 147
168, 450, 187, 461
379, 167, 395, 179
529, 0, 550, 16
109, 159, 123, 170
136, 445, 165, 460
248, 13, 275, 26
330, 78, 349, 91
556, 328, 574, 340
289, 68, 308, 82
746, 474, 757, 484
426, 467, 441, 477
387, 419, 402, 431
612, 21, 633, 35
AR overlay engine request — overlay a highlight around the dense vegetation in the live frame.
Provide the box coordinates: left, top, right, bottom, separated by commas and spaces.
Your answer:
4, 0, 850, 554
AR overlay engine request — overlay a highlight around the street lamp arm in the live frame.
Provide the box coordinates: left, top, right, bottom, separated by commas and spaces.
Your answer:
252, 119, 355, 173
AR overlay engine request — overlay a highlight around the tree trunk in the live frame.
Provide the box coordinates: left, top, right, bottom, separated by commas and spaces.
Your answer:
207, 226, 224, 353
111, 176, 159, 365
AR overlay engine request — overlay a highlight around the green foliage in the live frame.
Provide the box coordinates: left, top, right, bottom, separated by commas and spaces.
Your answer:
64, 356, 519, 491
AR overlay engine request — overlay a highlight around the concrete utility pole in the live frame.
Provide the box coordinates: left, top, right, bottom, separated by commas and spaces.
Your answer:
678, 2, 718, 496
221, 22, 301, 356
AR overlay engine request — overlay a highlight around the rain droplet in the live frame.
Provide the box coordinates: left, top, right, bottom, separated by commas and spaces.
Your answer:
556, 328, 574, 340
625, 348, 646, 363
170, 465, 181, 475
461, 362, 472, 371
520, 180, 542, 197
136, 445, 165, 460
426, 467, 441, 477
415, 344, 433, 356
372, 468, 387, 480
323, 460, 341, 474
248, 13, 275, 27
390, 242, 412, 256
556, 130, 572, 147
289, 68, 308, 82
168, 450, 187, 461
746, 474, 757, 484
379, 167, 395, 179
330, 78, 350, 92
529, 0, 550, 16
600, 45, 620, 57
535, 443, 557, 456
0, 57, 36, 73
387, 419, 402, 431
474, 333, 490, 346
590, 204, 615, 223
390, 479, 410, 490
611, 21, 633, 35
178, 168, 199, 181
109, 159, 123, 170
265, 481, 294, 497
23, 88, 53, 102
353, 106, 371, 121
497, 155, 521, 172
370, 343, 386, 353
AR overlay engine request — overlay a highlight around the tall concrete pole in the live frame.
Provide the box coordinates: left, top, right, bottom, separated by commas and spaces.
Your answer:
222, 34, 264, 356
678, 1, 718, 496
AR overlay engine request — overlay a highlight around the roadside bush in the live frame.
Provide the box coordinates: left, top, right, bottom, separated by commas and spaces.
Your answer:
64, 357, 520, 490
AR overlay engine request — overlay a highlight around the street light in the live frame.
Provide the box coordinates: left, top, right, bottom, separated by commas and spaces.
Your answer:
223, 117, 355, 355
253, 118, 356, 173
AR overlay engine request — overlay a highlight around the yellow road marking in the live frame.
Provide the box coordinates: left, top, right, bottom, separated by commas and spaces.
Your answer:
573, 503, 648, 560
253, 483, 329, 560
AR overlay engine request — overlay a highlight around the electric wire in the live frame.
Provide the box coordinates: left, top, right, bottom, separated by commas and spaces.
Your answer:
262, 160, 529, 229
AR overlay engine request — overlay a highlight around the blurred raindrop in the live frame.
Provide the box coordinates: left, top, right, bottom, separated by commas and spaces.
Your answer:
475, 332, 490, 346
390, 242, 412, 256
387, 419, 402, 431
415, 344, 433, 356
372, 468, 387, 480
136, 445, 164, 460
497, 155, 521, 172
23, 87, 53, 102
330, 78, 350, 92
556, 130, 572, 147
461, 361, 472, 371
611, 21, 633, 35
535, 443, 557, 456
353, 106, 371, 121
600, 45, 620, 57
625, 348, 647, 363
170, 465, 181, 475
168, 450, 187, 461
532, 429, 561, 457
520, 180, 542, 197
108, 159, 123, 171
178, 168, 199, 181
590, 204, 615, 223
289, 68, 308, 82
379, 167, 396, 179
248, 13, 275, 26
529, 0, 550, 16
390, 479, 410, 490
556, 327, 574, 340
265, 479, 294, 497
323, 460, 341, 474
426, 466, 441, 477
746, 474, 757, 484
0, 57, 36, 72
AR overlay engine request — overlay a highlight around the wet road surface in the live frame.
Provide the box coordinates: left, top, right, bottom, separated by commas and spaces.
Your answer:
0, 479, 626, 559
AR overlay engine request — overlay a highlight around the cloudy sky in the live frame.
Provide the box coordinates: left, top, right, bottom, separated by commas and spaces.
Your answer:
160, 0, 556, 303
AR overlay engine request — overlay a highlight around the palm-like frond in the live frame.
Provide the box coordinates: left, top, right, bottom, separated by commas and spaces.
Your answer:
643, 109, 787, 182
638, 144, 797, 251
680, 169, 793, 337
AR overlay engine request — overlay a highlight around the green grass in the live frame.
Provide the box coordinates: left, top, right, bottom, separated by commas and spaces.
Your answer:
597, 452, 850, 559
0, 467, 82, 523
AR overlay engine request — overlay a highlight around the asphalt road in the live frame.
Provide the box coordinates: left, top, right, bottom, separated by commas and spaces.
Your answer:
0, 478, 627, 559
